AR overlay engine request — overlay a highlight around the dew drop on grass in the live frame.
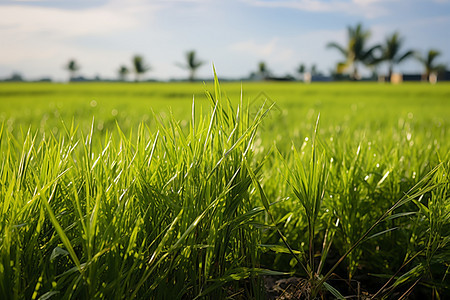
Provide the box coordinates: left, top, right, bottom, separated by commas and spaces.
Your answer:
335, 219, 340, 227
285, 214, 293, 225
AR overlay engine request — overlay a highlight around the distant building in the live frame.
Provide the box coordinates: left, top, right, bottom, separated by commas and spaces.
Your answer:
402, 74, 423, 81
440, 71, 450, 81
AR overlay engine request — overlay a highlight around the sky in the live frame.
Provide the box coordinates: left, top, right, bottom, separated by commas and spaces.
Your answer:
0, 0, 449, 81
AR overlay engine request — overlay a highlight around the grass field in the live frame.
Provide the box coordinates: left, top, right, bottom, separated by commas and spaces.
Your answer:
0, 79, 449, 299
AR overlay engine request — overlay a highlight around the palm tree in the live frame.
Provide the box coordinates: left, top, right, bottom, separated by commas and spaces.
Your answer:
118, 65, 129, 81
257, 61, 270, 80
364, 51, 384, 80
176, 50, 204, 81
132, 55, 150, 82
65, 59, 80, 81
297, 63, 306, 81
415, 49, 446, 82
382, 32, 414, 79
327, 23, 381, 80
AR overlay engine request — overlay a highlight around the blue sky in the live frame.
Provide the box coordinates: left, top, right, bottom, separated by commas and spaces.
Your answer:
0, 0, 449, 81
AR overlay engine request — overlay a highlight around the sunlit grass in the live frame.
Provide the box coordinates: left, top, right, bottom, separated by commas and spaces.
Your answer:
0, 79, 449, 298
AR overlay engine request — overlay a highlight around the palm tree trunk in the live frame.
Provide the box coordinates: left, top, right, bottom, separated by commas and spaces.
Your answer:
388, 62, 393, 81
353, 63, 359, 80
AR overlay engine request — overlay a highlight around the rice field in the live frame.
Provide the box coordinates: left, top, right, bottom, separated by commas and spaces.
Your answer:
0, 77, 449, 299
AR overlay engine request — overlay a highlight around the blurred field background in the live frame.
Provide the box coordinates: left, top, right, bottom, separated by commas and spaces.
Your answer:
1, 81, 448, 141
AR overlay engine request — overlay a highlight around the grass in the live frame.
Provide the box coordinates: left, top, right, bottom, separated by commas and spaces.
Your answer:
0, 77, 449, 299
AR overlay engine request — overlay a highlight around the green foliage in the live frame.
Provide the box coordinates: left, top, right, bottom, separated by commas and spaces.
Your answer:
65, 60, 80, 80
415, 49, 447, 80
382, 32, 415, 77
176, 50, 205, 81
132, 55, 150, 82
327, 23, 381, 79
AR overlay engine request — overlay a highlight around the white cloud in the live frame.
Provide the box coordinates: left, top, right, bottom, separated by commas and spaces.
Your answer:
242, 0, 395, 18
0, 0, 165, 79
0, 1, 160, 39
0, 0, 447, 80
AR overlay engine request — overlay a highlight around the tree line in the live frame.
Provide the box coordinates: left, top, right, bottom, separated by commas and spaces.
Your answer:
64, 23, 447, 83
325, 23, 446, 82
65, 50, 204, 82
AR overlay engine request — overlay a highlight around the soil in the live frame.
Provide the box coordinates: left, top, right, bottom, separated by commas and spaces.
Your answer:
264, 276, 311, 299
263, 276, 373, 299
